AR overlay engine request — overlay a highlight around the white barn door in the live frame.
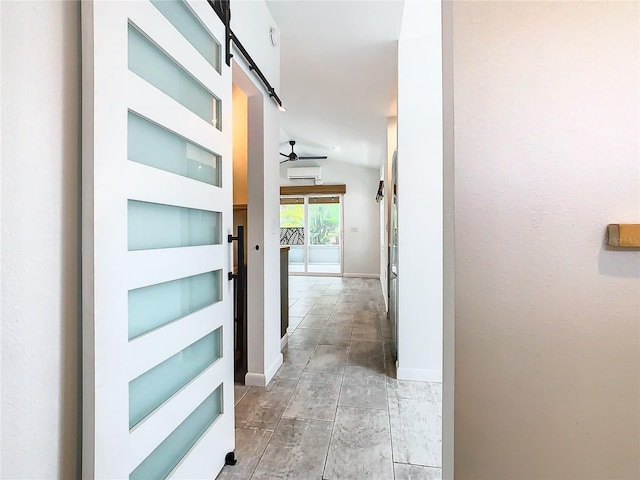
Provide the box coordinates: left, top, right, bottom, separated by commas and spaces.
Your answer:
82, 1, 234, 478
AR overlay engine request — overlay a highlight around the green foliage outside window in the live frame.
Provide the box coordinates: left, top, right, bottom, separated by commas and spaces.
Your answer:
280, 201, 340, 246
280, 205, 304, 227
309, 204, 339, 245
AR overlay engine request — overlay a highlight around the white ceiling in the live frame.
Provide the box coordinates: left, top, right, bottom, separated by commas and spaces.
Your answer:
266, 0, 405, 169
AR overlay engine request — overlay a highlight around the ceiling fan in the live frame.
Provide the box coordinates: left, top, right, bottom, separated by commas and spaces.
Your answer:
279, 140, 328, 164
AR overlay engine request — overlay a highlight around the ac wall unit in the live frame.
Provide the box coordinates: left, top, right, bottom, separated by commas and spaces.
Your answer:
287, 166, 322, 180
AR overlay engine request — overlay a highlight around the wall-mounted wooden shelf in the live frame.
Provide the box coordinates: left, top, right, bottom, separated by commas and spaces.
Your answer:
607, 224, 640, 247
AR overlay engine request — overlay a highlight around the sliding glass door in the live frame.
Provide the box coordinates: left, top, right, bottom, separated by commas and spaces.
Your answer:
280, 195, 342, 274
307, 196, 341, 273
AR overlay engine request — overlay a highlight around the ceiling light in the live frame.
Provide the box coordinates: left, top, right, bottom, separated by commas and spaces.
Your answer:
278, 104, 287, 112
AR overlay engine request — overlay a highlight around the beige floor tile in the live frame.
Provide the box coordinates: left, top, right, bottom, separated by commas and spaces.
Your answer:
351, 324, 383, 341
305, 345, 348, 375
228, 275, 443, 479
318, 326, 352, 346
283, 376, 341, 421
287, 328, 322, 349
338, 375, 387, 410
289, 304, 312, 317
274, 348, 314, 380
323, 406, 394, 479
299, 371, 343, 386
327, 312, 356, 326
215, 428, 272, 479
347, 340, 385, 372
386, 378, 441, 401
234, 384, 250, 406
394, 463, 442, 480
337, 293, 359, 303
286, 316, 304, 333
298, 314, 329, 329
343, 365, 387, 378
234, 381, 297, 431
307, 303, 335, 315
332, 302, 360, 313
251, 417, 333, 480
315, 295, 339, 304
388, 396, 442, 467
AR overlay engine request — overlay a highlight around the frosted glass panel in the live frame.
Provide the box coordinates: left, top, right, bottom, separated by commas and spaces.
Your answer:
128, 200, 221, 250
128, 112, 221, 186
151, 0, 221, 72
129, 329, 221, 428
130, 385, 222, 479
128, 24, 221, 129
128, 270, 221, 340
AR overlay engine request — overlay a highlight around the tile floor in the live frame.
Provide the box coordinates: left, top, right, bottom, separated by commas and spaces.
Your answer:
217, 276, 442, 480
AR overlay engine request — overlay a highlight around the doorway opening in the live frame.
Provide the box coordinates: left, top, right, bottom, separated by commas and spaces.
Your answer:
280, 194, 343, 275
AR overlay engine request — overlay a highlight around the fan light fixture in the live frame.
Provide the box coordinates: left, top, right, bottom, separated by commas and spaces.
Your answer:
280, 141, 328, 164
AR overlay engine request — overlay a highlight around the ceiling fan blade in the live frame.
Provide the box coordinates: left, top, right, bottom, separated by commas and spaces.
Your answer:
279, 159, 290, 164
298, 156, 328, 160
279, 152, 289, 157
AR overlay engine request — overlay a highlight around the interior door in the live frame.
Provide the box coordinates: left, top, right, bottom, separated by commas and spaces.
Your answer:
82, 1, 233, 478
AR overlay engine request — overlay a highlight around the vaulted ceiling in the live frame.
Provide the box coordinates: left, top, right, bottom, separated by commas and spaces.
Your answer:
266, 1, 405, 169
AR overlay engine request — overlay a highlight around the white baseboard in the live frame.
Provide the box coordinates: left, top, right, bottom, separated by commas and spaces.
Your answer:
265, 353, 283, 384
245, 353, 284, 387
396, 364, 442, 383
244, 372, 265, 387
280, 333, 288, 350
343, 273, 380, 279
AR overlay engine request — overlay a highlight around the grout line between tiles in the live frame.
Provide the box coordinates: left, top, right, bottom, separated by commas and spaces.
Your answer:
245, 428, 275, 480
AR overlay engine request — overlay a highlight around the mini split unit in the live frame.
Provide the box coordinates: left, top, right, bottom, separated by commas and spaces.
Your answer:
287, 167, 323, 185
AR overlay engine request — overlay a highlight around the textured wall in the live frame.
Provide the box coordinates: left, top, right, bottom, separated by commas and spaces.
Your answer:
454, 2, 640, 478
1, 1, 81, 477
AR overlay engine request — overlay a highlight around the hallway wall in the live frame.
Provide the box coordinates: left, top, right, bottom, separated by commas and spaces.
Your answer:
454, 2, 640, 478
1, 1, 81, 477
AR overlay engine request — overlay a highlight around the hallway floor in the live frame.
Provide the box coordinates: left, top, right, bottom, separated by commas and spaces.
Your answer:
217, 276, 442, 480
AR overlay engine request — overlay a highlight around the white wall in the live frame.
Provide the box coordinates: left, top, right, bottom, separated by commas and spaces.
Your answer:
1, 1, 80, 478
231, 0, 283, 386
395, 0, 443, 382
280, 161, 380, 276
454, 2, 640, 478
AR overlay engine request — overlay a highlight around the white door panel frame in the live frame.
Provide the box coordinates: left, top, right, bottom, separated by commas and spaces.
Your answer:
82, 1, 234, 478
